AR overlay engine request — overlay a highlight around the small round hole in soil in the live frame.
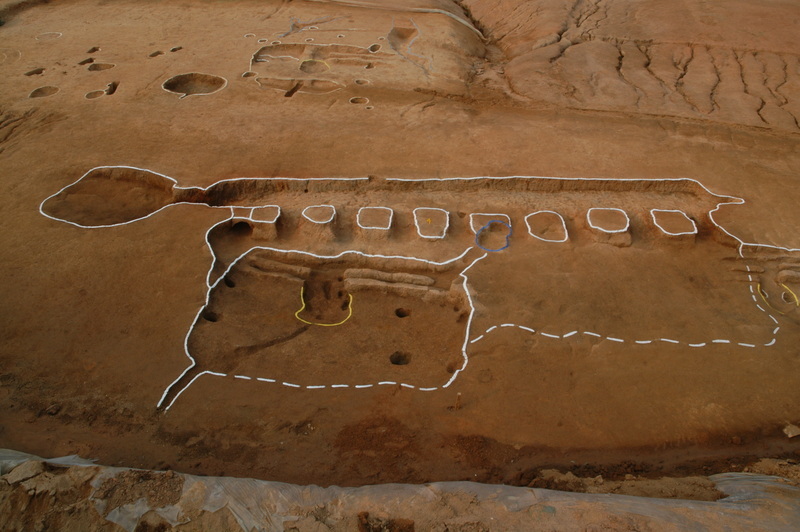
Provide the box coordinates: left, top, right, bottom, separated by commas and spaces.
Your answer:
149, 51, 164, 58
258, 39, 268, 43
365, 106, 373, 110
305, 38, 314, 42
365, 63, 374, 69
29, 86, 59, 98
85, 90, 105, 99
354, 79, 369, 85
337, 34, 345, 38
395, 308, 410, 318
202, 311, 219, 322
88, 63, 115, 71
87, 47, 101, 53
271, 41, 281, 45
230, 220, 253, 236
349, 96, 369, 104
224, 277, 236, 288
242, 71, 256, 78
783, 291, 795, 304
390, 351, 411, 365
300, 59, 329, 74
170, 46, 183, 52
368, 44, 381, 52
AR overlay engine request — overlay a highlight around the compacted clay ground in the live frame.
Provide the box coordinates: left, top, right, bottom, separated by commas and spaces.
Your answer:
1, 0, 800, 503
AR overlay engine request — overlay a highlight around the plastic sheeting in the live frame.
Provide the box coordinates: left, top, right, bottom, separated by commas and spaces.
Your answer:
2, 449, 799, 531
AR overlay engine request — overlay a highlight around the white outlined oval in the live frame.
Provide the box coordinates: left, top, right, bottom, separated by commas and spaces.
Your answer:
524, 211, 569, 242
251, 205, 281, 223
469, 213, 511, 234
587, 207, 630, 234
650, 209, 698, 236
413, 207, 449, 239
302, 204, 336, 224
357, 206, 393, 230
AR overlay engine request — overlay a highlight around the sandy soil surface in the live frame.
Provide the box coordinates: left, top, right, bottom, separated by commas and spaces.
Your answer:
1, 0, 800, 501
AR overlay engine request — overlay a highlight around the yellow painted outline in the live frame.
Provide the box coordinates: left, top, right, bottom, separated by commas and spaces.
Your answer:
781, 283, 800, 307
757, 283, 785, 315
295, 286, 353, 326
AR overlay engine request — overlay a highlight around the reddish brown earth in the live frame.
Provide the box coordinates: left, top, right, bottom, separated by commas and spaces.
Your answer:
1, 0, 800, 507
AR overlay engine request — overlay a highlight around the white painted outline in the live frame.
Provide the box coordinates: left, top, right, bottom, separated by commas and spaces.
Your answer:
158, 243, 482, 410
35, 32, 63, 41
302, 204, 336, 224
38, 167, 800, 410
650, 209, 698, 236
468, 213, 511, 234
161, 72, 229, 99
587, 207, 630, 234
356, 206, 393, 230
524, 210, 569, 243
413, 207, 449, 239
38, 165, 368, 229
251, 205, 281, 223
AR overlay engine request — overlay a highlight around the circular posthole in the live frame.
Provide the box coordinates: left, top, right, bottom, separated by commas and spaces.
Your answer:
476, 220, 512, 252
305, 38, 314, 42
230, 220, 253, 236
242, 71, 257, 78
29, 86, 59, 98
299, 59, 329, 74
202, 310, 219, 322
162, 72, 227, 98
224, 276, 236, 288
88, 63, 115, 71
149, 51, 164, 58
87, 47, 101, 53
349, 96, 369, 104
271, 40, 281, 45
365, 106, 374, 110
783, 291, 796, 304
244, 33, 255, 38
36, 32, 62, 41
85, 90, 105, 99
395, 308, 410, 318
354, 79, 369, 85
390, 351, 411, 365
258, 39, 268, 43
337, 34, 345, 38
368, 43, 381, 52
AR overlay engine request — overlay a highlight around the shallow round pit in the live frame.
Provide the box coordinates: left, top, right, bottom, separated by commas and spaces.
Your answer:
35, 32, 62, 41
349, 97, 369, 104
29, 86, 59, 98
85, 90, 105, 100
390, 351, 411, 365
162, 72, 227, 98
242, 71, 257, 78
230, 220, 253, 236
395, 308, 411, 318
368, 44, 381, 52
354, 79, 369, 85
88, 63, 115, 71
300, 59, 329, 74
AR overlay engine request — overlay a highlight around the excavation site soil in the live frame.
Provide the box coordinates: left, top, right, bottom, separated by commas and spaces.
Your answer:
1, 0, 800, 498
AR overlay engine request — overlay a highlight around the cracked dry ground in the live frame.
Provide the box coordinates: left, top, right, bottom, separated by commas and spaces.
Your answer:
1, 0, 799, 498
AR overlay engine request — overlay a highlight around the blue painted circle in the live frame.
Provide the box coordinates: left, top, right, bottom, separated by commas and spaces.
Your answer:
475, 220, 512, 252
